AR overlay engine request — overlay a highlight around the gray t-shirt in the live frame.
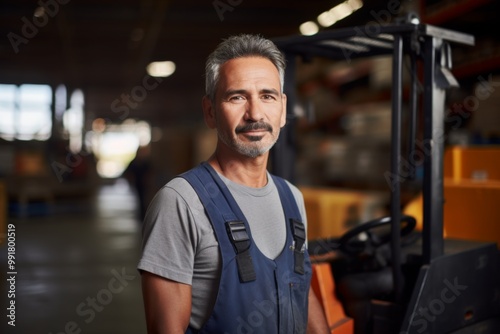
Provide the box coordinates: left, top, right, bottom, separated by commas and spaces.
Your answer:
137, 171, 307, 329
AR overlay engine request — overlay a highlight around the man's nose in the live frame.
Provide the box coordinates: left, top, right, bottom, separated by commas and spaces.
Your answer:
244, 98, 264, 122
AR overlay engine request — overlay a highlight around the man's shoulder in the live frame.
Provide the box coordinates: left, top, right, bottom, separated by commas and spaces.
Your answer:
166, 175, 192, 187
146, 175, 204, 218
155, 175, 197, 201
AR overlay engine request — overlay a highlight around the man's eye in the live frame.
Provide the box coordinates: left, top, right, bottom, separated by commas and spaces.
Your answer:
262, 95, 276, 100
229, 96, 244, 101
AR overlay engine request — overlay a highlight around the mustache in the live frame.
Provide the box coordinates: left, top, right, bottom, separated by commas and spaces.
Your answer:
235, 122, 273, 134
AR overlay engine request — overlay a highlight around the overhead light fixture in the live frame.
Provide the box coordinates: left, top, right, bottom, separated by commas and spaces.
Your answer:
316, 0, 364, 29
146, 61, 176, 77
318, 11, 338, 27
348, 0, 363, 11
335, 2, 354, 20
299, 21, 319, 36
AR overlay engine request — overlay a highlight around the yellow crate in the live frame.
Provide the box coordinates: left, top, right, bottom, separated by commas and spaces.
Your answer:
300, 186, 385, 240
444, 145, 500, 181
404, 179, 500, 247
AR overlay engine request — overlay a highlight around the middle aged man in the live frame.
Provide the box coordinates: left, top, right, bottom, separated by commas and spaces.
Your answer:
138, 34, 330, 334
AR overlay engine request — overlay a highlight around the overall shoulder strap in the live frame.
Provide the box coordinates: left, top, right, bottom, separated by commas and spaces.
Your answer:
272, 175, 307, 275
180, 162, 256, 282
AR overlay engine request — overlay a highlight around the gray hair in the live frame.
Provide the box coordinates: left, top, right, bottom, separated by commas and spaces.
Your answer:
205, 34, 286, 100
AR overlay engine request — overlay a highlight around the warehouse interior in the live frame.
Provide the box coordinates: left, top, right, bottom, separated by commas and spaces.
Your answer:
1, 0, 500, 333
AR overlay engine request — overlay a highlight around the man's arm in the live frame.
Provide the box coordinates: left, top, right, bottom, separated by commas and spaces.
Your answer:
307, 285, 330, 334
141, 271, 192, 334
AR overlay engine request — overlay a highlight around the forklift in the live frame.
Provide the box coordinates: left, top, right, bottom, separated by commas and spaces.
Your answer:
271, 15, 500, 334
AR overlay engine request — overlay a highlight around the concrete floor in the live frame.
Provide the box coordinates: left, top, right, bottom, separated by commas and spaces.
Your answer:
0, 179, 147, 334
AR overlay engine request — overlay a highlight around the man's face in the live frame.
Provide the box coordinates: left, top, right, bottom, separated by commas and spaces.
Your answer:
203, 56, 287, 158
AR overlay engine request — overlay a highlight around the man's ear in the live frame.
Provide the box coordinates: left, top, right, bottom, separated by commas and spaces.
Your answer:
202, 95, 216, 129
280, 93, 287, 128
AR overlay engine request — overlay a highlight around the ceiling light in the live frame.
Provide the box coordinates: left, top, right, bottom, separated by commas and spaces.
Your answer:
300, 21, 319, 36
311, 0, 364, 30
347, 0, 363, 11
333, 2, 354, 21
146, 61, 176, 77
317, 11, 338, 27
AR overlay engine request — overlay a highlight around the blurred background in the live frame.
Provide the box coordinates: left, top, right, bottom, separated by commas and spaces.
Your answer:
0, 0, 499, 333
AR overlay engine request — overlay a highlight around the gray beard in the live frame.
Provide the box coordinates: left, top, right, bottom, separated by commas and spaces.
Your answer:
217, 131, 278, 158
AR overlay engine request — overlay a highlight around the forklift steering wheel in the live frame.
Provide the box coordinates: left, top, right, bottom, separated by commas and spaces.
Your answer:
337, 215, 417, 255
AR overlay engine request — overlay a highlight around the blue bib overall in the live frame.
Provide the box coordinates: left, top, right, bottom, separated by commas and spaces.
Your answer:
181, 162, 312, 334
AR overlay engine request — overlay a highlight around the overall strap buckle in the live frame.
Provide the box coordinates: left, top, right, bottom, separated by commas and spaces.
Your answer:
290, 219, 306, 275
226, 221, 256, 282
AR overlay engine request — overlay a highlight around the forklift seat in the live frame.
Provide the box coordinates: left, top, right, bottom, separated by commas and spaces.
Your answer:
311, 262, 354, 334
